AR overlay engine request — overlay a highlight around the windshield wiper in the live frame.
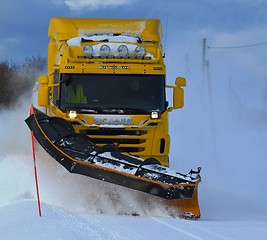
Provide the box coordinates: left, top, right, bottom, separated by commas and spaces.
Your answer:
80, 108, 103, 113
103, 107, 147, 114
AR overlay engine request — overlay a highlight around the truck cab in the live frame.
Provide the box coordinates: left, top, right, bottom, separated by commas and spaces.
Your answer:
38, 17, 185, 166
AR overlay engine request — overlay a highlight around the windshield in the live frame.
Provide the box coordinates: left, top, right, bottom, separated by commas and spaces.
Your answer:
59, 74, 166, 114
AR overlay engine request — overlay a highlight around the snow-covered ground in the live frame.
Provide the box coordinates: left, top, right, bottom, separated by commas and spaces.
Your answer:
2, 200, 267, 240
1, 85, 267, 239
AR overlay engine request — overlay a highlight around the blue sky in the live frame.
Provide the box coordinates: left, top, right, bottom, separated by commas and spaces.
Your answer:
1, 0, 267, 109
1, 0, 266, 62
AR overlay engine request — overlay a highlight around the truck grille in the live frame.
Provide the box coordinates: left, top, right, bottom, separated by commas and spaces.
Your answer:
86, 129, 147, 136
81, 128, 147, 153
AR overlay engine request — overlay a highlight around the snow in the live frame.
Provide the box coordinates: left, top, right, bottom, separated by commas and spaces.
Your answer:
1, 200, 267, 240
67, 34, 140, 45
1, 85, 267, 239
77, 21, 147, 37
90, 151, 197, 183
85, 152, 137, 175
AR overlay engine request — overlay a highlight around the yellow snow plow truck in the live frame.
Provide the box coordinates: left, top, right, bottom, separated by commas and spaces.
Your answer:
28, 17, 201, 219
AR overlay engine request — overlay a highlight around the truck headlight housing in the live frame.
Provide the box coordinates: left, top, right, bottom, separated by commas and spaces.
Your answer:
100, 44, 111, 58
67, 110, 77, 119
150, 111, 160, 119
135, 45, 146, 58
82, 45, 93, 57
118, 45, 129, 57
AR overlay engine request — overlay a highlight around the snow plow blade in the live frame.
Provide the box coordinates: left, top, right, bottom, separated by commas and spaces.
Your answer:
25, 107, 201, 219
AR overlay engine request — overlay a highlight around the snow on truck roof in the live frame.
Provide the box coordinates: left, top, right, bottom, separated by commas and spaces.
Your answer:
48, 17, 162, 42
67, 34, 140, 46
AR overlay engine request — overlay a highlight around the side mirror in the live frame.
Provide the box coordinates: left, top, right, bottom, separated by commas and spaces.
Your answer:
38, 76, 49, 107
175, 77, 186, 87
173, 77, 186, 109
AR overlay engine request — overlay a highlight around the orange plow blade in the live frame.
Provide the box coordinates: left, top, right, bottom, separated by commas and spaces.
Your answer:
165, 183, 201, 219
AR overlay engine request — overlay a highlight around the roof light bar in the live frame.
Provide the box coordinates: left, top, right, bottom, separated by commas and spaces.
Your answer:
81, 43, 148, 59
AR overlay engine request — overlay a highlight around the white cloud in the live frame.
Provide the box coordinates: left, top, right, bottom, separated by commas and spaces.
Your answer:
54, 0, 132, 11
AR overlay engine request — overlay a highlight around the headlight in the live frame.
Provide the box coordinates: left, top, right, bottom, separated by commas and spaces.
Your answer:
118, 45, 129, 57
135, 45, 146, 58
82, 45, 93, 57
150, 111, 160, 119
99, 44, 111, 58
68, 110, 77, 119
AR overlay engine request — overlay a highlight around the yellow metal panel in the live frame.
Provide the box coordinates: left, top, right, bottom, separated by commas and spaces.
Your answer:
48, 18, 78, 41
48, 17, 162, 42
59, 62, 165, 75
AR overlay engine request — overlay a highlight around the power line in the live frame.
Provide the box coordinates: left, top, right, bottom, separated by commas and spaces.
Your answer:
207, 41, 267, 49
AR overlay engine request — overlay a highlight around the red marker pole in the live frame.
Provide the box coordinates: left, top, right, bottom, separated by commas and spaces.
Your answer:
29, 104, 42, 217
